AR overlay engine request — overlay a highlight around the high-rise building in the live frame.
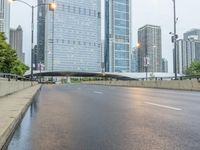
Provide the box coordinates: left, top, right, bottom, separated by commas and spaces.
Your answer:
162, 58, 168, 73
184, 29, 200, 41
0, 0, 10, 41
104, 0, 132, 72
176, 39, 200, 74
131, 47, 138, 72
138, 25, 162, 72
175, 29, 200, 74
44, 0, 101, 72
37, 0, 47, 70
9, 25, 25, 63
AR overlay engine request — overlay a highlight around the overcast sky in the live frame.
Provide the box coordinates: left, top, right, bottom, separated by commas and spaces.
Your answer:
10, 0, 200, 73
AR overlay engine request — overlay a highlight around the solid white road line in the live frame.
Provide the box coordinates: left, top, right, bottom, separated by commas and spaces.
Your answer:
94, 91, 103, 94
145, 102, 182, 111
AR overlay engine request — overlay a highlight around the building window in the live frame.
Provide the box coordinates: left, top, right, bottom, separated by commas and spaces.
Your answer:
79, 8, 81, 14
68, 6, 70, 13
89, 9, 91, 16
84, 8, 86, 15
98, 12, 101, 18
62, 5, 65, 11
73, 7, 76, 13
94, 10, 96, 17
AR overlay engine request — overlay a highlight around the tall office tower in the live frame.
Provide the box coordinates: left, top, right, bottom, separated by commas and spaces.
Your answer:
0, 0, 10, 41
175, 29, 200, 74
44, 0, 101, 72
184, 29, 200, 41
37, 0, 47, 70
176, 39, 200, 74
104, 0, 132, 72
162, 58, 168, 73
131, 47, 138, 72
138, 25, 162, 72
9, 25, 25, 63
184, 29, 200, 61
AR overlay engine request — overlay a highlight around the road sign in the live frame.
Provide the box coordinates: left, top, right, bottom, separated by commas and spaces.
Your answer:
144, 57, 150, 67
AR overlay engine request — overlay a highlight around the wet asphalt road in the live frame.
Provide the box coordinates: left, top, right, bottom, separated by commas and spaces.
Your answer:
5, 84, 200, 150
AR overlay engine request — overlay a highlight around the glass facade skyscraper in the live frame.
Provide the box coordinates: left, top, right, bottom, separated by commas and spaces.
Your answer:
45, 0, 101, 72
37, 0, 47, 69
138, 25, 162, 73
176, 39, 200, 74
175, 29, 200, 74
0, 0, 10, 41
105, 0, 132, 72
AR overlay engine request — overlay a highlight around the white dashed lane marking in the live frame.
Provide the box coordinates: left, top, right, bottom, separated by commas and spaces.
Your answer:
145, 102, 182, 111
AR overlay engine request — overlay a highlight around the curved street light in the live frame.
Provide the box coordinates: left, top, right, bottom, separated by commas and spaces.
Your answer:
8, 0, 56, 82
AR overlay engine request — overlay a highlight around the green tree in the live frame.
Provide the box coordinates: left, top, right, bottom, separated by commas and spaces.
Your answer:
186, 61, 200, 76
11, 59, 29, 76
0, 32, 29, 75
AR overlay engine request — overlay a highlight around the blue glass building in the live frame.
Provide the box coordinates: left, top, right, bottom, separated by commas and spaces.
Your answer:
45, 0, 101, 72
105, 0, 132, 72
37, 0, 47, 69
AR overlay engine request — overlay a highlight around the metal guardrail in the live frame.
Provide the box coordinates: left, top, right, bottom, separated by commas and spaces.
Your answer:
137, 75, 200, 81
2, 72, 199, 82
0, 73, 31, 81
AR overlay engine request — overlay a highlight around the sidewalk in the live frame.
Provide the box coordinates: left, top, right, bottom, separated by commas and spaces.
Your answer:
0, 85, 41, 150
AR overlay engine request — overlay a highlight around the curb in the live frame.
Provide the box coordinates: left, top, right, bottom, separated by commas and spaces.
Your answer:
0, 85, 41, 150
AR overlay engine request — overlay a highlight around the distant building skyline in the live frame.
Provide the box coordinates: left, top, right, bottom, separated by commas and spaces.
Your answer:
9, 0, 200, 73
104, 0, 132, 72
0, 0, 10, 41
138, 24, 162, 73
44, 0, 101, 72
9, 25, 25, 63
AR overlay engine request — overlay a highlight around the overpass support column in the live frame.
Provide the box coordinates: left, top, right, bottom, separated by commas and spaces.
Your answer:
67, 77, 71, 83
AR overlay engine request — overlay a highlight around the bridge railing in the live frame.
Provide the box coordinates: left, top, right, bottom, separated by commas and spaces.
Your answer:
0, 73, 31, 81
137, 75, 200, 81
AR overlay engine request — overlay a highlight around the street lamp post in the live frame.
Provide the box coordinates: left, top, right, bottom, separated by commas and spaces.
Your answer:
49, 1, 56, 74
172, 0, 178, 80
9, 0, 56, 82
137, 42, 149, 80
144, 57, 149, 80
144, 43, 149, 81
31, 5, 34, 82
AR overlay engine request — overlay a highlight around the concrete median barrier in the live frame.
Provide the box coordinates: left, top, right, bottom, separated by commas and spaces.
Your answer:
85, 80, 200, 91
0, 80, 38, 97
